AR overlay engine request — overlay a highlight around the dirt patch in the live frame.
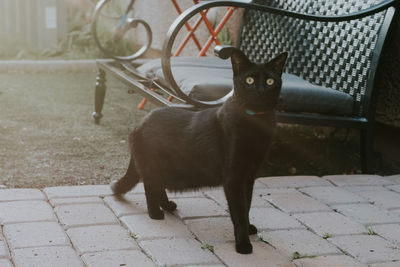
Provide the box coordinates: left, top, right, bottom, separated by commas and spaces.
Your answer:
0, 72, 149, 188
0, 72, 397, 188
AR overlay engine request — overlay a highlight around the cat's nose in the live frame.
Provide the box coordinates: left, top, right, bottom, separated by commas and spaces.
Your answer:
256, 89, 265, 96
258, 86, 268, 94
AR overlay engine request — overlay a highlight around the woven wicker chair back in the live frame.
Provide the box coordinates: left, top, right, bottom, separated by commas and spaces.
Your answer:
239, 0, 389, 115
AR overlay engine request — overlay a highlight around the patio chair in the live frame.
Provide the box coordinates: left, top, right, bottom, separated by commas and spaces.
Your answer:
92, 0, 399, 173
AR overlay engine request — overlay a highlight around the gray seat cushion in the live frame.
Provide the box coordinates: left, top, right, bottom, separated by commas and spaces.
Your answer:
138, 57, 354, 115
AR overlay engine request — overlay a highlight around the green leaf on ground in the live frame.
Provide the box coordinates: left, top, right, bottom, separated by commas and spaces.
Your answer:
292, 251, 317, 260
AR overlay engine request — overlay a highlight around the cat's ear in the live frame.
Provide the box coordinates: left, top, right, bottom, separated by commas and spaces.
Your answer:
268, 52, 288, 75
230, 48, 252, 76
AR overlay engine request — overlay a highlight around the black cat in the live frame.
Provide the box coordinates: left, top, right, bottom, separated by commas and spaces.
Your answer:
111, 48, 287, 254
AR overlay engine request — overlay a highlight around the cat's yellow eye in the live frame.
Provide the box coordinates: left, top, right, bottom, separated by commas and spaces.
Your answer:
245, 77, 254, 85
266, 78, 275, 86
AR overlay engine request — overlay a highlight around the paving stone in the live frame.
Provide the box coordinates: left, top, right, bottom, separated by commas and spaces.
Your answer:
121, 213, 193, 240
81, 250, 155, 267
393, 209, 400, 216
294, 212, 367, 236
173, 197, 228, 219
388, 185, 400, 193
332, 203, 400, 225
49, 197, 103, 207
0, 240, 10, 259
184, 265, 225, 267
259, 229, 340, 257
168, 190, 204, 198
373, 224, 400, 247
126, 182, 146, 194
204, 188, 272, 210
330, 235, 400, 264
251, 191, 278, 208
140, 237, 220, 266
0, 259, 13, 267
203, 189, 228, 209
214, 241, 293, 267
4, 222, 69, 249
355, 189, 400, 209
0, 201, 56, 224
383, 174, 400, 184
254, 179, 268, 189
257, 188, 297, 194
104, 194, 147, 217
67, 225, 139, 254
344, 185, 387, 193
299, 186, 366, 205
0, 189, 45, 202
185, 217, 234, 245
373, 261, 400, 267
250, 207, 304, 231
258, 176, 331, 188
12, 246, 84, 267
55, 203, 118, 228
44, 185, 112, 199
324, 175, 393, 187
109, 182, 145, 195
293, 255, 365, 267
262, 189, 331, 214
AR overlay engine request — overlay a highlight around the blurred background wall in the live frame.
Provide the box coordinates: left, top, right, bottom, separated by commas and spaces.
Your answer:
0, 0, 67, 50
0, 0, 243, 57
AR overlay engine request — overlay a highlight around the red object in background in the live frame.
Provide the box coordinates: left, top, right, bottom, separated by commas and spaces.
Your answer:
170, 0, 235, 57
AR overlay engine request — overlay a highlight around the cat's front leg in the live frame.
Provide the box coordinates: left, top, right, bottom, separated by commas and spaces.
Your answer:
245, 178, 258, 235
224, 179, 252, 254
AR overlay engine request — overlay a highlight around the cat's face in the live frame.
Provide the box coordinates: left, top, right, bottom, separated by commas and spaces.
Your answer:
231, 49, 287, 110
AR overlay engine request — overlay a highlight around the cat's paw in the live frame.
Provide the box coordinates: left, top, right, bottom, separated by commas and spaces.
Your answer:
148, 209, 165, 220
235, 242, 253, 254
161, 200, 177, 212
248, 224, 258, 235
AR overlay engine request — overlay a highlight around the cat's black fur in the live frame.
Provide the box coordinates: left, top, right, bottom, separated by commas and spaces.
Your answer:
111, 48, 287, 254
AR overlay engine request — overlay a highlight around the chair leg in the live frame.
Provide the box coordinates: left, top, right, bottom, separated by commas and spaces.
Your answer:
137, 88, 155, 110
360, 125, 375, 174
93, 69, 106, 124
137, 98, 147, 110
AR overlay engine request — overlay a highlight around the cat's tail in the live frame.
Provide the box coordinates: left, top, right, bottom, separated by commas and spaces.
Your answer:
110, 155, 140, 195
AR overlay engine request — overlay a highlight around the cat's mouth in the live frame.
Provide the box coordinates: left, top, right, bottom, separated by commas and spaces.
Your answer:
234, 87, 281, 112
253, 93, 280, 107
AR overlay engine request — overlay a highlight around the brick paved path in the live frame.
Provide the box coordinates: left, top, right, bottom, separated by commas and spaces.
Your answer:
1, 175, 400, 266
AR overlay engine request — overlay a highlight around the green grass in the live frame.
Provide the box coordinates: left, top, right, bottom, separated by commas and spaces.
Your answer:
322, 233, 333, 239
258, 234, 271, 245
129, 231, 138, 239
201, 242, 214, 253
366, 220, 377, 235
292, 251, 317, 260
367, 226, 377, 235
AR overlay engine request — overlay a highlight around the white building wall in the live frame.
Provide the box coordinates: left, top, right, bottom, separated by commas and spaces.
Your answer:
0, 0, 67, 50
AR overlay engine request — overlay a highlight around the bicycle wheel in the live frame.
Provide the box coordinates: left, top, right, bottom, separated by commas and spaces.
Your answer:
91, 0, 152, 61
